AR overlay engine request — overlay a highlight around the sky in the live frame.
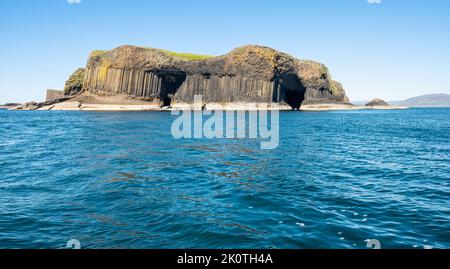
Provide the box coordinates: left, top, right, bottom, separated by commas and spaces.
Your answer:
0, 0, 449, 103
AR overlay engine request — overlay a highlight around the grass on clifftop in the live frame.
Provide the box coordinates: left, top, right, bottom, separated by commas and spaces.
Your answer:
89, 47, 214, 61
90, 50, 109, 57
156, 49, 214, 61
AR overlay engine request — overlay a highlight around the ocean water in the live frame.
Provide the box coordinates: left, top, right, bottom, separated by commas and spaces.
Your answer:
0, 108, 449, 249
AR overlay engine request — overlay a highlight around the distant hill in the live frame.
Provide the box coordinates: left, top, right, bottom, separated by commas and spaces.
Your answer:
391, 94, 450, 107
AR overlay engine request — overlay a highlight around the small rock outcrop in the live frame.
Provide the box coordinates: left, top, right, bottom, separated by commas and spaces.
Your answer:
12, 101, 39, 110
64, 68, 85, 96
366, 98, 389, 107
83, 45, 350, 109
11, 98, 71, 110
0, 103, 21, 109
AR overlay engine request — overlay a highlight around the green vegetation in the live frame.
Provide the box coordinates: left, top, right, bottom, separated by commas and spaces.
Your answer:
156, 49, 214, 61
64, 68, 85, 96
90, 50, 109, 57
330, 81, 340, 95
89, 47, 214, 61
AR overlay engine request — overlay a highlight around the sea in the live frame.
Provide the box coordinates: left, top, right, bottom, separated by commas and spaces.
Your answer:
0, 108, 449, 249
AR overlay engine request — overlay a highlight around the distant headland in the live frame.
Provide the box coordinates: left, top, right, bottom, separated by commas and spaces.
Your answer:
390, 94, 450, 108
8, 45, 406, 111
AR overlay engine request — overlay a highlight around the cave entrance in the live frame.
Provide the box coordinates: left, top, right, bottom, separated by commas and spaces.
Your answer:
277, 73, 306, 110
162, 97, 172, 107
285, 90, 304, 110
156, 71, 187, 107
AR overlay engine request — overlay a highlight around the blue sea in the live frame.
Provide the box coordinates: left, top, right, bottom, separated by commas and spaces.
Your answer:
0, 108, 449, 249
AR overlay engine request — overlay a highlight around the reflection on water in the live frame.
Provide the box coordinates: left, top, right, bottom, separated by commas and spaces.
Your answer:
0, 109, 449, 249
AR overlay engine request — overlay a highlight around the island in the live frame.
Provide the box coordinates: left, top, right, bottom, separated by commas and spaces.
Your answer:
9, 45, 406, 111
11, 45, 354, 111
365, 98, 407, 110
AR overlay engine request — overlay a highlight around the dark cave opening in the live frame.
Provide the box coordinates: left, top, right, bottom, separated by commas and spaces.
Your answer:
162, 97, 172, 107
156, 71, 187, 107
285, 89, 304, 110
278, 73, 306, 110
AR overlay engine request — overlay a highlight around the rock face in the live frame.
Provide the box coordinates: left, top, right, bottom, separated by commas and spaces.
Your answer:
366, 98, 389, 107
46, 89, 65, 101
82, 45, 350, 109
64, 68, 85, 96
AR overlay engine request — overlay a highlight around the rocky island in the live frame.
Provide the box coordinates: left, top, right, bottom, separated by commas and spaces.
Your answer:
12, 45, 358, 111
366, 98, 389, 107
365, 98, 407, 110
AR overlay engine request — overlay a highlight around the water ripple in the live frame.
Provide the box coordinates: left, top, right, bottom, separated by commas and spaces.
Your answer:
0, 109, 449, 249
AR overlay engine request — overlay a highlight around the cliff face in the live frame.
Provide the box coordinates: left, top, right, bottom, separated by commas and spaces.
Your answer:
82, 45, 349, 109
46, 89, 65, 101
64, 68, 85, 96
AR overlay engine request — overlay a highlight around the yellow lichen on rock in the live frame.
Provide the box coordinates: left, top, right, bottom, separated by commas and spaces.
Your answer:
98, 61, 110, 82
64, 68, 86, 96
90, 50, 109, 58
228, 45, 278, 68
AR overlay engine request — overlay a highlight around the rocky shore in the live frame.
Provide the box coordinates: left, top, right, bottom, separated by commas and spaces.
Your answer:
0, 104, 20, 109
19, 95, 404, 111
8, 96, 407, 112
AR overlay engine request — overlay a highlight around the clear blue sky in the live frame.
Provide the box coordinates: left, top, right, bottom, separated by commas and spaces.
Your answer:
1, 0, 449, 103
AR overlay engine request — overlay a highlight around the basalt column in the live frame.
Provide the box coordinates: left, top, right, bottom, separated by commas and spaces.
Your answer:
83, 45, 350, 106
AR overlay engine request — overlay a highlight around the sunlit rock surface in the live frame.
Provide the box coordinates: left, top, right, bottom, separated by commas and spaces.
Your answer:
82, 45, 350, 109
